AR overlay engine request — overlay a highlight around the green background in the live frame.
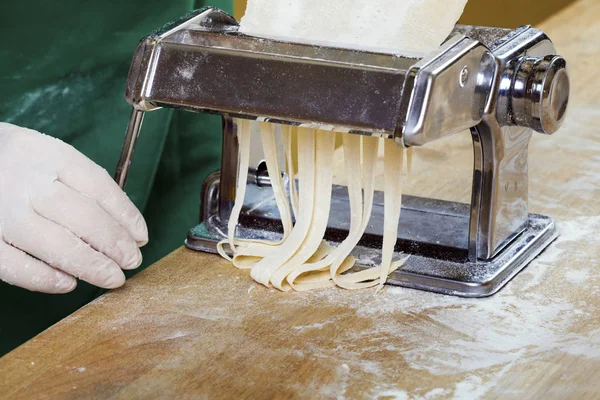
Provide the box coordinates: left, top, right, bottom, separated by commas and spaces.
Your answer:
0, 0, 233, 356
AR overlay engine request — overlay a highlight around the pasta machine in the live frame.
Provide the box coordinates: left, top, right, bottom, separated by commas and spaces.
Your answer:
116, 8, 570, 297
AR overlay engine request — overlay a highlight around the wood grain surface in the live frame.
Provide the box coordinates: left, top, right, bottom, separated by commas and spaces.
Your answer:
1, 1, 600, 399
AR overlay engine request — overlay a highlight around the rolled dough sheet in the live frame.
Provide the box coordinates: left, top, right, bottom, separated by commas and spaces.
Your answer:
240, 0, 469, 54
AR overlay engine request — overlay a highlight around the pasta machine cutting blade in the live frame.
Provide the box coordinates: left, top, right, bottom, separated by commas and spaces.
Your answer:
116, 8, 570, 297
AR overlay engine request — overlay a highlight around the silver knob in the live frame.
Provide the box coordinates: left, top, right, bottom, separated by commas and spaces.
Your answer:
511, 55, 570, 134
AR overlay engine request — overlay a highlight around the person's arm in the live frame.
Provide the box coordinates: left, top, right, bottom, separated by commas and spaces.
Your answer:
0, 123, 148, 294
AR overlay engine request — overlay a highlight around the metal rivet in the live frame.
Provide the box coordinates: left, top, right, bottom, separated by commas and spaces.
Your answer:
459, 66, 469, 87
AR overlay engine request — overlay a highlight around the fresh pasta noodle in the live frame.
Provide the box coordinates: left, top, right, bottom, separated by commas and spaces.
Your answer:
282, 125, 299, 219
217, 121, 293, 267
248, 127, 320, 287
219, 120, 409, 291
378, 139, 405, 289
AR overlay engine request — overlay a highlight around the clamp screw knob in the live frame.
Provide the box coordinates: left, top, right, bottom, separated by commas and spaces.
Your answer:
511, 55, 570, 134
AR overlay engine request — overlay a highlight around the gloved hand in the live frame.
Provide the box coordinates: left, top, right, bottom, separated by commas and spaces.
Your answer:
0, 123, 148, 294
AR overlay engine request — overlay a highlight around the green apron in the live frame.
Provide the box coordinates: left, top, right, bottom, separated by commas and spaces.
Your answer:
0, 0, 233, 356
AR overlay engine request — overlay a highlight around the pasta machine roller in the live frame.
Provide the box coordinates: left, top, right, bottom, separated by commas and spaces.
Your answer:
116, 7, 570, 297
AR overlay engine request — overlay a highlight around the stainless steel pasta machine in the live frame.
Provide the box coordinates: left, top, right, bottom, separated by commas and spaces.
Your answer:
116, 7, 570, 297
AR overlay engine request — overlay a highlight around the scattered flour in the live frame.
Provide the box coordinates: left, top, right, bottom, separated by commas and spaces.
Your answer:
565, 269, 590, 285
275, 216, 600, 399
293, 322, 332, 331
374, 390, 410, 400
44, 219, 598, 400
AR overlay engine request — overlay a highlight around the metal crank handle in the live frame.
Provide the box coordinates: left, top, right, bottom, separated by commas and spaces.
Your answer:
115, 108, 145, 189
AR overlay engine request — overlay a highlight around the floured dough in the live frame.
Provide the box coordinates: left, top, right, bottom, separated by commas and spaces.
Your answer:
240, 0, 468, 54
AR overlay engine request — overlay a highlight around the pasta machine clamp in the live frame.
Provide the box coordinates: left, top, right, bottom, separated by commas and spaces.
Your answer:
116, 8, 570, 297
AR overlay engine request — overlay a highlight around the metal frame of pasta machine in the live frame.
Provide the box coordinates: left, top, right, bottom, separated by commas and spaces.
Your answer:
116, 7, 570, 297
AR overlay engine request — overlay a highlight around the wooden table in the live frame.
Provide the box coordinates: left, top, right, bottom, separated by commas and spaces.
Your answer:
1, 2, 599, 399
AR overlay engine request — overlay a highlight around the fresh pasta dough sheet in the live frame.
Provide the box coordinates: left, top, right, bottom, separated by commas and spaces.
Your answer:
240, 0, 468, 54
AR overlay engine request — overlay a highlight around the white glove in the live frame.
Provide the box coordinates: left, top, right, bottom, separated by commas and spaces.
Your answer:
0, 123, 148, 294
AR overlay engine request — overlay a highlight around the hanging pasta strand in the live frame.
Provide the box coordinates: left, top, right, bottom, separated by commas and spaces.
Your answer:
269, 130, 337, 291
286, 133, 363, 291
217, 120, 294, 267
260, 122, 293, 238
219, 123, 410, 292
249, 128, 318, 287
216, 119, 252, 261
330, 135, 382, 289
378, 139, 405, 289
282, 125, 299, 219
